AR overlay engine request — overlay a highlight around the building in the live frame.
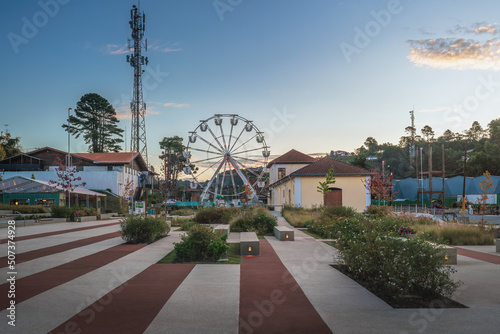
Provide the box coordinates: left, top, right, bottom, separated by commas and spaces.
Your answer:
0, 147, 149, 197
268, 150, 372, 211
0, 176, 104, 209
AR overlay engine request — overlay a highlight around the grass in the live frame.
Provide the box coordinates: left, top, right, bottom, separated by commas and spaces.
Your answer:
416, 224, 495, 246
157, 242, 241, 264
281, 207, 322, 227
302, 229, 324, 239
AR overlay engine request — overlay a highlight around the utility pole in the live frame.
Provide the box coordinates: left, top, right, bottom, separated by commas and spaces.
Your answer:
127, 3, 149, 166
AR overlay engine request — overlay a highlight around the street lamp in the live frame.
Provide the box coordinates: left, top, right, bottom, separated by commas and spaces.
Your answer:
67, 108, 73, 208
420, 147, 423, 209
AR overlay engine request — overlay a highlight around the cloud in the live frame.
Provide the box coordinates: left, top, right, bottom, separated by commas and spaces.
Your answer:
162, 102, 190, 108
407, 37, 500, 70
148, 42, 182, 53
104, 43, 130, 55
115, 107, 160, 120
447, 23, 498, 35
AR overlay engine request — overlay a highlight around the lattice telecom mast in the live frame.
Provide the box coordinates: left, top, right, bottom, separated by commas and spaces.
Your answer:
126, 3, 149, 165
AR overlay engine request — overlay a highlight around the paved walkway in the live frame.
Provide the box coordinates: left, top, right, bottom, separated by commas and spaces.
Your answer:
0, 216, 499, 333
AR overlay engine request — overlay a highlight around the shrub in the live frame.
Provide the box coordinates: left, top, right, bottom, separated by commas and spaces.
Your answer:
174, 224, 228, 262
180, 219, 198, 231
365, 205, 390, 217
120, 215, 170, 244
51, 206, 73, 218
2, 204, 49, 214
336, 219, 461, 300
194, 207, 238, 224
230, 206, 277, 234
323, 206, 357, 218
170, 209, 195, 216
281, 206, 322, 227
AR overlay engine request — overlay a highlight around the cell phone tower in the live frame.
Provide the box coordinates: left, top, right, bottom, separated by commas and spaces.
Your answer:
126, 3, 149, 166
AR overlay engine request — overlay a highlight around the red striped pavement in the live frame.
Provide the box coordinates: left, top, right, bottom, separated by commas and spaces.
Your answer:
0, 221, 121, 244
457, 247, 500, 265
49, 264, 195, 334
0, 243, 146, 310
239, 239, 332, 334
1, 231, 122, 267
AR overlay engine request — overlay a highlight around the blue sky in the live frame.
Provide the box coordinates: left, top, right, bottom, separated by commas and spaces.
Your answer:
2, 0, 500, 172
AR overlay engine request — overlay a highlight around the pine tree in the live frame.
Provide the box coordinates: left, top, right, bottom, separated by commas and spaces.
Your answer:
63, 93, 124, 153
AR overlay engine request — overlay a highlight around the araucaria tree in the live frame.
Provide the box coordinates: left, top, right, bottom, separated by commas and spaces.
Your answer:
49, 157, 86, 206
159, 136, 186, 200
63, 93, 124, 153
317, 167, 336, 202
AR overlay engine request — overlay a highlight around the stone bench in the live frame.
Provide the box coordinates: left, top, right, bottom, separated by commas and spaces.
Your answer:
274, 226, 294, 241
240, 232, 259, 256
214, 224, 230, 237
75, 216, 97, 223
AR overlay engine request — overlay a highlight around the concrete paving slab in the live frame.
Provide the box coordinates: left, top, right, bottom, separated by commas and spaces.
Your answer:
0, 232, 181, 334
145, 264, 240, 334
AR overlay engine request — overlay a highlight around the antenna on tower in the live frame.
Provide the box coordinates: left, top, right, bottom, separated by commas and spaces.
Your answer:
126, 2, 149, 166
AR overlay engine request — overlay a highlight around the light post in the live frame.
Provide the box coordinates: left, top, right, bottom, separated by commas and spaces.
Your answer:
420, 147, 423, 209
67, 108, 73, 208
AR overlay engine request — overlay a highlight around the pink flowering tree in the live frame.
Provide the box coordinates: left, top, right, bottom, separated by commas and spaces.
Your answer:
49, 157, 86, 207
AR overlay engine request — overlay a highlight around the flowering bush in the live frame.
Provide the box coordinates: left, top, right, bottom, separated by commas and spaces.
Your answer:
174, 224, 229, 262
334, 218, 461, 300
398, 226, 414, 235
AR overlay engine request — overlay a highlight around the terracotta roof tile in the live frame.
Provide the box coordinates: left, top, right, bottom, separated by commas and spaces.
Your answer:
267, 149, 316, 167
291, 157, 372, 176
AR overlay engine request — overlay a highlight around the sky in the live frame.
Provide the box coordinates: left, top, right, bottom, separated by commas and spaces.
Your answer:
2, 0, 500, 174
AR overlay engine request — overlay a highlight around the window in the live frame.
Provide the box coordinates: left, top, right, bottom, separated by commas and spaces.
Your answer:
107, 166, 113, 171
278, 168, 286, 180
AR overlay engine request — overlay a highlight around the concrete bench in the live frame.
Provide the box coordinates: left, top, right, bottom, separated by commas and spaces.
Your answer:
214, 224, 230, 237
75, 216, 97, 223
274, 226, 294, 241
240, 232, 259, 256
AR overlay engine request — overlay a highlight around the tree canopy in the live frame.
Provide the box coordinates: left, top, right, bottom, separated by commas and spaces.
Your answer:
0, 130, 22, 159
63, 93, 124, 153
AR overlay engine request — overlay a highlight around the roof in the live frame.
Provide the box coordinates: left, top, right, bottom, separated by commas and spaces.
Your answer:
290, 157, 372, 176
267, 149, 316, 168
25, 147, 149, 172
0, 176, 105, 196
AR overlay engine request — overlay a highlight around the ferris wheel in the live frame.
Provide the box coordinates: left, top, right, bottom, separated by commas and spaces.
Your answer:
183, 114, 270, 206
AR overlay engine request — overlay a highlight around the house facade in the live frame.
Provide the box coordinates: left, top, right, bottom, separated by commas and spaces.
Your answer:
268, 150, 372, 212
0, 147, 149, 197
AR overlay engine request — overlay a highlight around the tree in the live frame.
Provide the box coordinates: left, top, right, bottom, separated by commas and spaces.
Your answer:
49, 157, 86, 207
478, 170, 494, 228
160, 136, 188, 200
0, 130, 22, 158
465, 121, 485, 142
350, 153, 370, 169
317, 167, 336, 202
364, 137, 379, 154
421, 125, 435, 142
63, 93, 124, 153
364, 169, 396, 207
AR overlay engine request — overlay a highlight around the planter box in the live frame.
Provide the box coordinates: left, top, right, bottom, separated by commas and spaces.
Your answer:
240, 232, 259, 256
75, 216, 97, 222
214, 224, 230, 237
100, 213, 118, 220
274, 226, 294, 241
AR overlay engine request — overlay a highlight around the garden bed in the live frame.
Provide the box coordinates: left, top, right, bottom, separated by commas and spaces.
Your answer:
331, 264, 467, 309
157, 243, 241, 264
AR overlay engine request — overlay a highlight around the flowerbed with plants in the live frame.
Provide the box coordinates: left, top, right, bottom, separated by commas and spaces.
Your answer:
50, 206, 98, 221
120, 215, 170, 244
302, 206, 469, 308
0, 204, 49, 214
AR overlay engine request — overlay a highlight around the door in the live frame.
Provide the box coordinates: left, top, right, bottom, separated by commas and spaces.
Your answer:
324, 188, 342, 207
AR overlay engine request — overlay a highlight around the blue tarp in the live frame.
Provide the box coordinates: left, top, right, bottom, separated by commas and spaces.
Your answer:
393, 175, 499, 200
